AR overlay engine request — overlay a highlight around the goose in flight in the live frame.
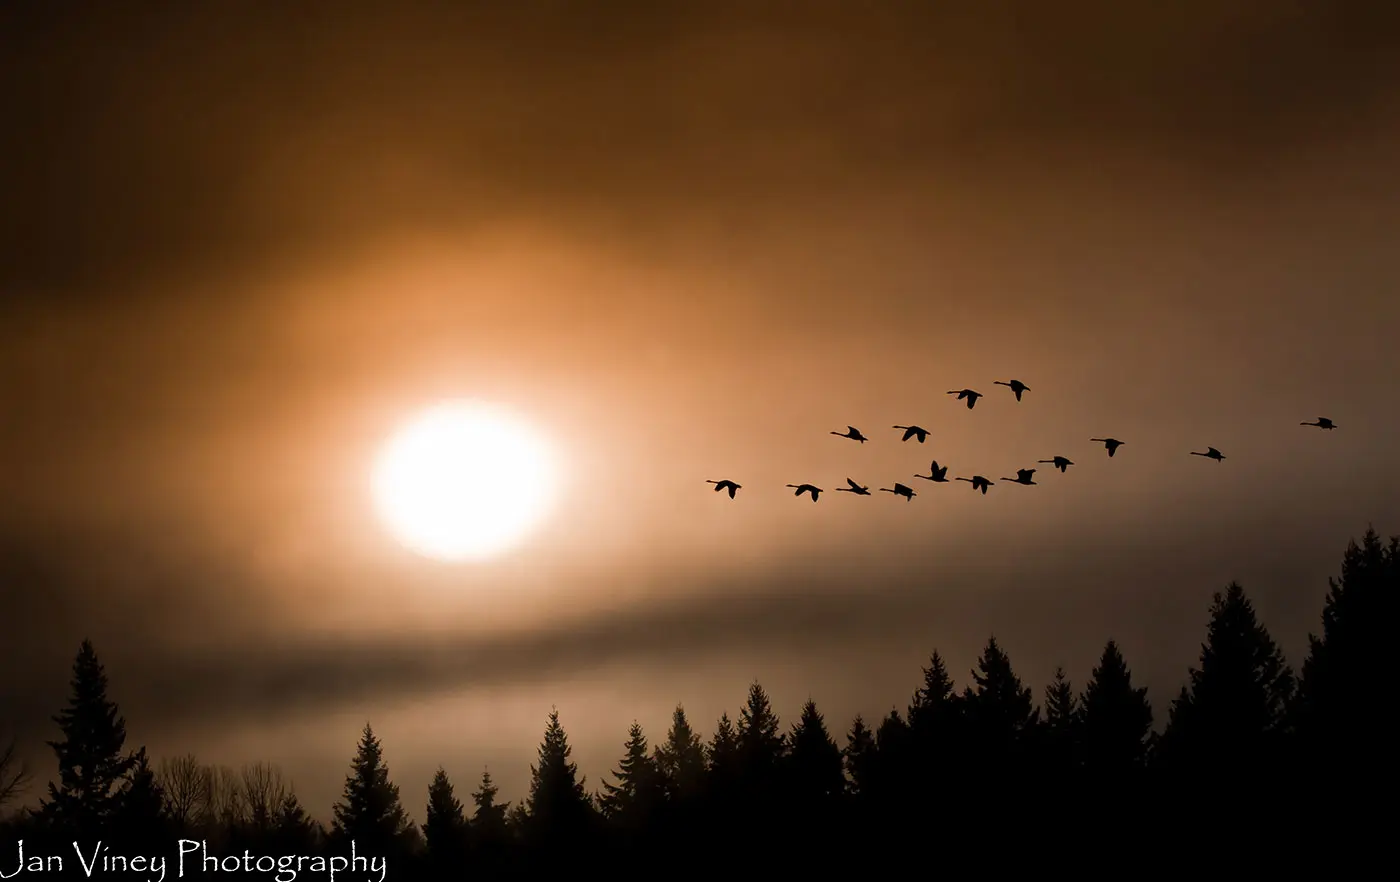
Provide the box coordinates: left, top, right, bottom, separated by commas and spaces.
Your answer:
705, 479, 742, 499
915, 460, 950, 482
831, 425, 869, 443
893, 424, 930, 443
1038, 456, 1074, 473
836, 478, 872, 495
1000, 468, 1037, 485
786, 483, 823, 502
1191, 447, 1226, 462
956, 475, 993, 494
881, 482, 916, 501
947, 389, 983, 410
993, 379, 1031, 402
1301, 417, 1336, 430
1090, 438, 1125, 458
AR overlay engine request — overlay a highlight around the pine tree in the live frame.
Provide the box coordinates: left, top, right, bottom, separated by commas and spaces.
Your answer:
962, 637, 1039, 782
1080, 641, 1152, 777
330, 724, 413, 855
524, 708, 592, 845
468, 769, 510, 869
842, 716, 876, 799
653, 705, 706, 801
707, 714, 739, 770
39, 640, 138, 837
1294, 528, 1395, 771
737, 680, 786, 780
115, 747, 166, 846
470, 768, 508, 834
599, 721, 665, 828
423, 767, 468, 872
1157, 583, 1294, 782
785, 700, 845, 805
1045, 667, 1079, 732
272, 792, 319, 852
1042, 666, 1082, 774
906, 649, 964, 800
907, 650, 958, 734
868, 709, 912, 807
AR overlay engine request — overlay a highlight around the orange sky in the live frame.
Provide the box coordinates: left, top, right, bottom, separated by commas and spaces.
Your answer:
3, 0, 1399, 818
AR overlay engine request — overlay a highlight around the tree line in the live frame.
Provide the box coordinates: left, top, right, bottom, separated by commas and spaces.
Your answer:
1, 527, 1393, 874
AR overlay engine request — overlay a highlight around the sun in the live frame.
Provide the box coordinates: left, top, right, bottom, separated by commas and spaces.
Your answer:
371, 399, 559, 562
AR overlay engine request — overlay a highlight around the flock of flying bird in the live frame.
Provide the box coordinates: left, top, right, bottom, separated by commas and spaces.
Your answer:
705, 379, 1339, 502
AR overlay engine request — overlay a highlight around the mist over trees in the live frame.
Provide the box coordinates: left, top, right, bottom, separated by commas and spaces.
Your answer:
1, 527, 1394, 872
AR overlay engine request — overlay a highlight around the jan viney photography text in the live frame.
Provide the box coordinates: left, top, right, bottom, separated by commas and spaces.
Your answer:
1, 840, 388, 882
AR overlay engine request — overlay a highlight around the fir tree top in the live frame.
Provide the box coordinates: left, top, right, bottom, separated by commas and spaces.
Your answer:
331, 723, 412, 849
40, 639, 136, 831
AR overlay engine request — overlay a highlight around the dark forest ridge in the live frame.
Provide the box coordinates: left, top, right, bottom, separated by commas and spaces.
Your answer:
3, 526, 1392, 869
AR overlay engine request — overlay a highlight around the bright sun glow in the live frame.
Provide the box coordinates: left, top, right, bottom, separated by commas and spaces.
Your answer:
372, 400, 559, 562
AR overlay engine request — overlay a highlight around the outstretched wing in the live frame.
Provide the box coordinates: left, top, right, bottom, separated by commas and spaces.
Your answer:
846, 477, 861, 490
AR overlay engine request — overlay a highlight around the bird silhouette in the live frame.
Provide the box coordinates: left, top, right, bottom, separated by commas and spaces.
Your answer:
1090, 438, 1125, 457
881, 482, 916, 501
947, 389, 983, 409
705, 479, 742, 498
1191, 447, 1226, 462
1301, 417, 1336, 430
831, 425, 868, 443
915, 460, 950, 482
836, 477, 872, 495
786, 483, 823, 502
994, 379, 1031, 401
892, 424, 930, 443
956, 475, 993, 494
1000, 468, 1037, 485
1038, 456, 1074, 473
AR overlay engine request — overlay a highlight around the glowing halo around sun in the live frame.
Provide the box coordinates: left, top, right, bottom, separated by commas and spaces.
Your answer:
371, 399, 560, 562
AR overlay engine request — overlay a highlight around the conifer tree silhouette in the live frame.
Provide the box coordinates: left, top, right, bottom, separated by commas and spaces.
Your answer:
786, 699, 845, 805
115, 747, 167, 848
271, 792, 320, 853
737, 680, 787, 775
1156, 583, 1294, 790
38, 639, 138, 839
470, 768, 509, 833
867, 709, 912, 812
423, 767, 469, 876
1080, 641, 1152, 778
906, 650, 965, 804
524, 707, 593, 855
598, 721, 665, 829
780, 699, 845, 859
707, 712, 740, 772
908, 650, 960, 735
1042, 666, 1083, 777
330, 723, 414, 857
1294, 528, 1396, 776
962, 637, 1039, 779
654, 704, 707, 801
700, 710, 742, 850
733, 682, 786, 844
842, 715, 876, 800
469, 769, 511, 871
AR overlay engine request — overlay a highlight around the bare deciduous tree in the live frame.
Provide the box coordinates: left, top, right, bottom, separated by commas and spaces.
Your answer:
156, 753, 209, 829
203, 764, 247, 828
240, 762, 288, 832
0, 737, 33, 812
